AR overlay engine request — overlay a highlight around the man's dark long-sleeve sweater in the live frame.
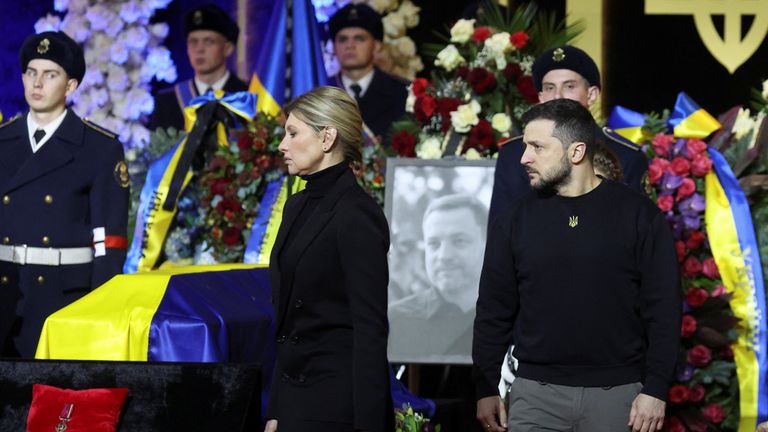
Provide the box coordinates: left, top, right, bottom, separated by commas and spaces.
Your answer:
473, 178, 681, 402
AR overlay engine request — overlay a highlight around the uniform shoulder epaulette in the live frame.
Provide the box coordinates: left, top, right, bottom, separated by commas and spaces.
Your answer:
82, 118, 117, 139
0, 115, 21, 130
601, 126, 642, 151
498, 134, 523, 148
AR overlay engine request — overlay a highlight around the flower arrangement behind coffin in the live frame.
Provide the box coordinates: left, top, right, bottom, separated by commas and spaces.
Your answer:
389, 1, 582, 159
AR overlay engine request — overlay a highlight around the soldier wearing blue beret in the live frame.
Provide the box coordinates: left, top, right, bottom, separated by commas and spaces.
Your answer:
487, 45, 649, 223
0, 31, 129, 357
328, 3, 408, 144
149, 4, 248, 131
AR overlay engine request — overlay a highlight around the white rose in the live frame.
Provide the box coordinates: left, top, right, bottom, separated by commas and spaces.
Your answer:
382, 12, 405, 38
450, 19, 475, 44
399, 1, 421, 27
731, 107, 755, 140
464, 148, 483, 160
371, 0, 396, 13
391, 36, 416, 57
417, 136, 443, 159
491, 113, 512, 135
484, 32, 512, 54
450, 100, 481, 133
762, 79, 768, 99
434, 45, 465, 72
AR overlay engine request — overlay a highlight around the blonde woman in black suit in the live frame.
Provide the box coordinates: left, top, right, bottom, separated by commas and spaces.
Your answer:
264, 86, 392, 432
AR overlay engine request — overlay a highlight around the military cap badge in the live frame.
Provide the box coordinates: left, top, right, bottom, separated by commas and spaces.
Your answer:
552, 47, 565, 62
194, 10, 203, 25
37, 38, 50, 54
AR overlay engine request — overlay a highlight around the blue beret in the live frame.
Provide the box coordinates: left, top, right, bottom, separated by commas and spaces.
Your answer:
19, 31, 85, 83
532, 46, 601, 92
329, 3, 384, 41
184, 4, 239, 43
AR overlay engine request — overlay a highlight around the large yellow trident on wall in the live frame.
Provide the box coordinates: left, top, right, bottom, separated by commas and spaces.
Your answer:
645, 0, 768, 74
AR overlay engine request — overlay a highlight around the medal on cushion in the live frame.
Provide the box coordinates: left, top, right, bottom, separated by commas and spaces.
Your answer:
55, 403, 74, 432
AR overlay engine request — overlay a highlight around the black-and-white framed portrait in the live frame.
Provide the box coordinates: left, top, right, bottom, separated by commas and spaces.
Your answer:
385, 158, 495, 364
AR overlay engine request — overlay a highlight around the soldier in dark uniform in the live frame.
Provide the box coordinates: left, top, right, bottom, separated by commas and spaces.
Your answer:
328, 3, 408, 144
489, 45, 648, 222
149, 3, 248, 131
0, 31, 129, 358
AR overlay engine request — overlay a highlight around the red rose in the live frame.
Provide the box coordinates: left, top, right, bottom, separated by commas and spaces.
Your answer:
688, 420, 708, 432
216, 198, 240, 215
686, 138, 708, 157
516, 75, 539, 103
504, 63, 522, 82
702, 403, 725, 423
465, 119, 494, 153
689, 384, 705, 402
253, 139, 265, 151
391, 130, 416, 157
652, 133, 674, 156
472, 26, 491, 43
411, 78, 429, 97
237, 132, 252, 151
657, 195, 674, 212
648, 163, 664, 185
239, 148, 255, 162
668, 384, 690, 404
676, 177, 696, 201
467, 67, 497, 94
683, 256, 702, 277
414, 94, 437, 122
209, 156, 228, 170
456, 66, 470, 80
691, 154, 712, 177
686, 230, 706, 250
437, 97, 463, 132
669, 156, 691, 176
210, 178, 231, 196
681, 314, 697, 337
718, 345, 734, 359
686, 287, 708, 308
222, 227, 241, 246
509, 32, 529, 49
675, 240, 686, 263
665, 416, 686, 432
688, 344, 712, 367
702, 257, 720, 279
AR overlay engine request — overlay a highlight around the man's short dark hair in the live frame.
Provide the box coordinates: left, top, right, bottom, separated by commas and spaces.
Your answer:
422, 194, 488, 238
521, 99, 597, 160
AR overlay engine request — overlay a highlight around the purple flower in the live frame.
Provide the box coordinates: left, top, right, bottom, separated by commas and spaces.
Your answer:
661, 173, 683, 192
679, 193, 706, 215
673, 138, 687, 157
682, 214, 701, 230
676, 363, 695, 381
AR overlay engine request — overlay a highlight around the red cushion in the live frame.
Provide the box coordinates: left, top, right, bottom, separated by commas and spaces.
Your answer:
26, 384, 129, 432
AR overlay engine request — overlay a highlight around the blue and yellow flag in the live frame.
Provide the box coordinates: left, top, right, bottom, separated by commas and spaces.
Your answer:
705, 148, 768, 430
249, 0, 328, 114
668, 92, 721, 139
607, 105, 647, 145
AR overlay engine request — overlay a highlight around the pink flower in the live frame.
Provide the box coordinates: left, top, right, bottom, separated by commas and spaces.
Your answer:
702, 403, 725, 423
685, 230, 706, 250
712, 284, 727, 296
674, 240, 686, 263
702, 257, 720, 279
691, 154, 713, 177
676, 177, 696, 201
686, 138, 708, 157
681, 314, 697, 337
652, 133, 675, 156
688, 344, 712, 367
683, 256, 702, 277
669, 156, 691, 176
665, 417, 685, 432
657, 195, 674, 212
686, 287, 708, 307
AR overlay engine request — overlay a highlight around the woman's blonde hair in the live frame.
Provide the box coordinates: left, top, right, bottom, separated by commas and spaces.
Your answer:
283, 86, 363, 164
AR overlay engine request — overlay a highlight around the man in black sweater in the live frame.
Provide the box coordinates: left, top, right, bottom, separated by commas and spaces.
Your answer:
473, 99, 680, 432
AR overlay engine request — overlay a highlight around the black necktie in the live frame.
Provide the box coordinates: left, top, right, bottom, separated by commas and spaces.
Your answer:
350, 83, 362, 100
33, 129, 46, 144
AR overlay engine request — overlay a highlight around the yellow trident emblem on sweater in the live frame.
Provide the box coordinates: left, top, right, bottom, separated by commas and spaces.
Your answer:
569, 216, 579, 228
645, 0, 768, 73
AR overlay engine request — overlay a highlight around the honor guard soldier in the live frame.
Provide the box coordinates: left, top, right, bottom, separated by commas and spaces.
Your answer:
0, 31, 129, 357
488, 45, 649, 222
149, 3, 248, 131
329, 3, 409, 143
